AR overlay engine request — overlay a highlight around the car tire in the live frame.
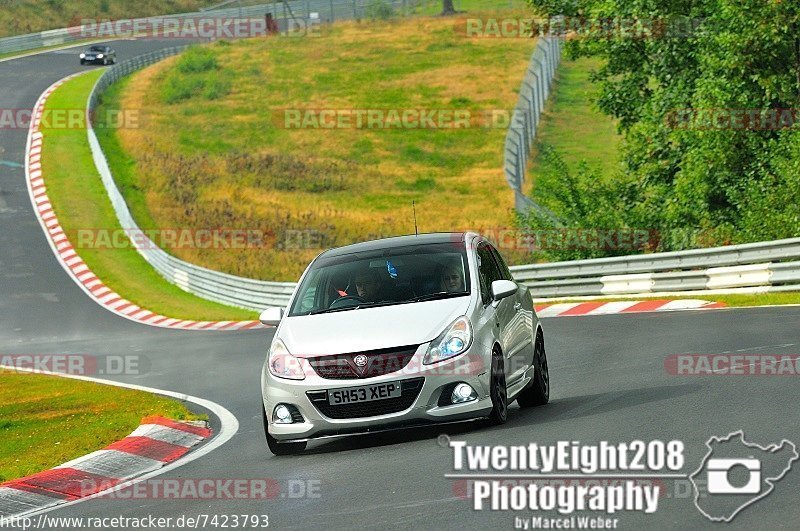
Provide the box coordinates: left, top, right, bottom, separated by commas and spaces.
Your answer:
80, 59, 85, 65
487, 348, 508, 425
517, 330, 549, 408
262, 405, 306, 456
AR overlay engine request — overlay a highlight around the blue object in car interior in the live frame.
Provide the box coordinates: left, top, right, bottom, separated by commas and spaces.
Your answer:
387, 260, 398, 279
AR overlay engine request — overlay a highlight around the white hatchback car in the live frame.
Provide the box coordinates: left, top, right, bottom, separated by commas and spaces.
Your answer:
260, 232, 550, 454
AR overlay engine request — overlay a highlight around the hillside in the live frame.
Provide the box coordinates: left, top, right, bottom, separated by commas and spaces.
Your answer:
0, 0, 217, 38
97, 9, 537, 281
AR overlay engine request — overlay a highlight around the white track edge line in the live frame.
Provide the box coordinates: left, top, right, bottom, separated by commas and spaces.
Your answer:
0, 365, 239, 519
24, 73, 260, 331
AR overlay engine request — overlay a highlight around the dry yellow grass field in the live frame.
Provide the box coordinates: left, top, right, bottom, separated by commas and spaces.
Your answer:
101, 11, 537, 281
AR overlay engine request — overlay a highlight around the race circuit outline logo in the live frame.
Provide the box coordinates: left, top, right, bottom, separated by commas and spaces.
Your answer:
689, 431, 798, 522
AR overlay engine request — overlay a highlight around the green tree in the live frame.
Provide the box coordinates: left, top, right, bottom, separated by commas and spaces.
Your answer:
526, 0, 800, 251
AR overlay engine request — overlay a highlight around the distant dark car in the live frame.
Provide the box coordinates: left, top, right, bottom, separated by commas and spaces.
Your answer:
80, 45, 116, 66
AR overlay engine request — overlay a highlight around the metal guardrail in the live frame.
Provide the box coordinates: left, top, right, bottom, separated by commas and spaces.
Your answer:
509, 238, 800, 298
0, 0, 407, 56
0, 26, 85, 57
504, 35, 562, 221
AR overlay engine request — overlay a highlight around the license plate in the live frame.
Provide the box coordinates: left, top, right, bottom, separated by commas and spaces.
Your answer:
328, 382, 401, 405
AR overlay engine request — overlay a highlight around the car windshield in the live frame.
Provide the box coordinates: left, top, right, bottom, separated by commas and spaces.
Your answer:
89, 46, 105, 52
288, 241, 471, 316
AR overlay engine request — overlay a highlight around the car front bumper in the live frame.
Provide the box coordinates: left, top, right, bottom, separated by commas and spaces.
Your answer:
261, 344, 494, 442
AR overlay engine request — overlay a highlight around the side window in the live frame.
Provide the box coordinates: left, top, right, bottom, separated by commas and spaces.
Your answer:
488, 245, 513, 281
477, 244, 502, 305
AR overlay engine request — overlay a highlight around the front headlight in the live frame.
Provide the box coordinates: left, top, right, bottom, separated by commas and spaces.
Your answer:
79, 53, 85, 58
267, 339, 305, 380
97, 54, 104, 58
423, 316, 472, 365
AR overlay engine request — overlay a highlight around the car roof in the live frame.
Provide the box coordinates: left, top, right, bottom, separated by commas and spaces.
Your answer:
320, 232, 470, 258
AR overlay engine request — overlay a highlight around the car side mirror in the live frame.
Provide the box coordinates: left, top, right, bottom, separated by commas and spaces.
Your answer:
491, 280, 518, 302
259, 307, 285, 326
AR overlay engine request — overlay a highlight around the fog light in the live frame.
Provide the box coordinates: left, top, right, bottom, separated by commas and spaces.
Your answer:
273, 404, 294, 424
451, 383, 478, 404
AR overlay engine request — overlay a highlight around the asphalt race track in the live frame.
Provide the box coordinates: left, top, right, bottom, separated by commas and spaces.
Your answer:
1, 41, 799, 530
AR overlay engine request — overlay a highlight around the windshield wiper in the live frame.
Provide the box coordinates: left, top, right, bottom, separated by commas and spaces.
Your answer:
306, 293, 468, 315
308, 306, 362, 316
411, 291, 469, 303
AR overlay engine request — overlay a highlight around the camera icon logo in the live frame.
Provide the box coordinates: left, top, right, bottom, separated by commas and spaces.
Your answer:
690, 431, 798, 522
706, 458, 761, 495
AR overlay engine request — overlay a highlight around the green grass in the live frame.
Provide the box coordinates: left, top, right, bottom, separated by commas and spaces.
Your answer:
41, 70, 257, 321
0, 0, 218, 38
0, 369, 203, 482
104, 10, 537, 281
413, 0, 529, 15
528, 56, 622, 193
538, 292, 800, 309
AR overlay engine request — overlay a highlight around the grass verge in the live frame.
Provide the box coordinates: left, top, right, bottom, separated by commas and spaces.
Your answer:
0, 368, 203, 482
528, 56, 622, 194
103, 9, 537, 281
41, 70, 257, 321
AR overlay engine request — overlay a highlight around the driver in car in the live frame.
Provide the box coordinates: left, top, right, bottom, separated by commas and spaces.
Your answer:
354, 268, 383, 302
439, 264, 464, 293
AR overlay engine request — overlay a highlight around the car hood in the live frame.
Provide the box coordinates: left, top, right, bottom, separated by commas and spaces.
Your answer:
279, 297, 471, 357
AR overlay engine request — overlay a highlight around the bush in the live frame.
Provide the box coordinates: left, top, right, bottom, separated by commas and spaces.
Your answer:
521, 144, 638, 262
366, 0, 396, 20
160, 47, 231, 103
202, 74, 231, 100
161, 76, 205, 104
176, 47, 218, 74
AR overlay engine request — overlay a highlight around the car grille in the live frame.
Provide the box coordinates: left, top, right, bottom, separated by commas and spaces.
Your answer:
308, 345, 418, 380
306, 378, 424, 419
